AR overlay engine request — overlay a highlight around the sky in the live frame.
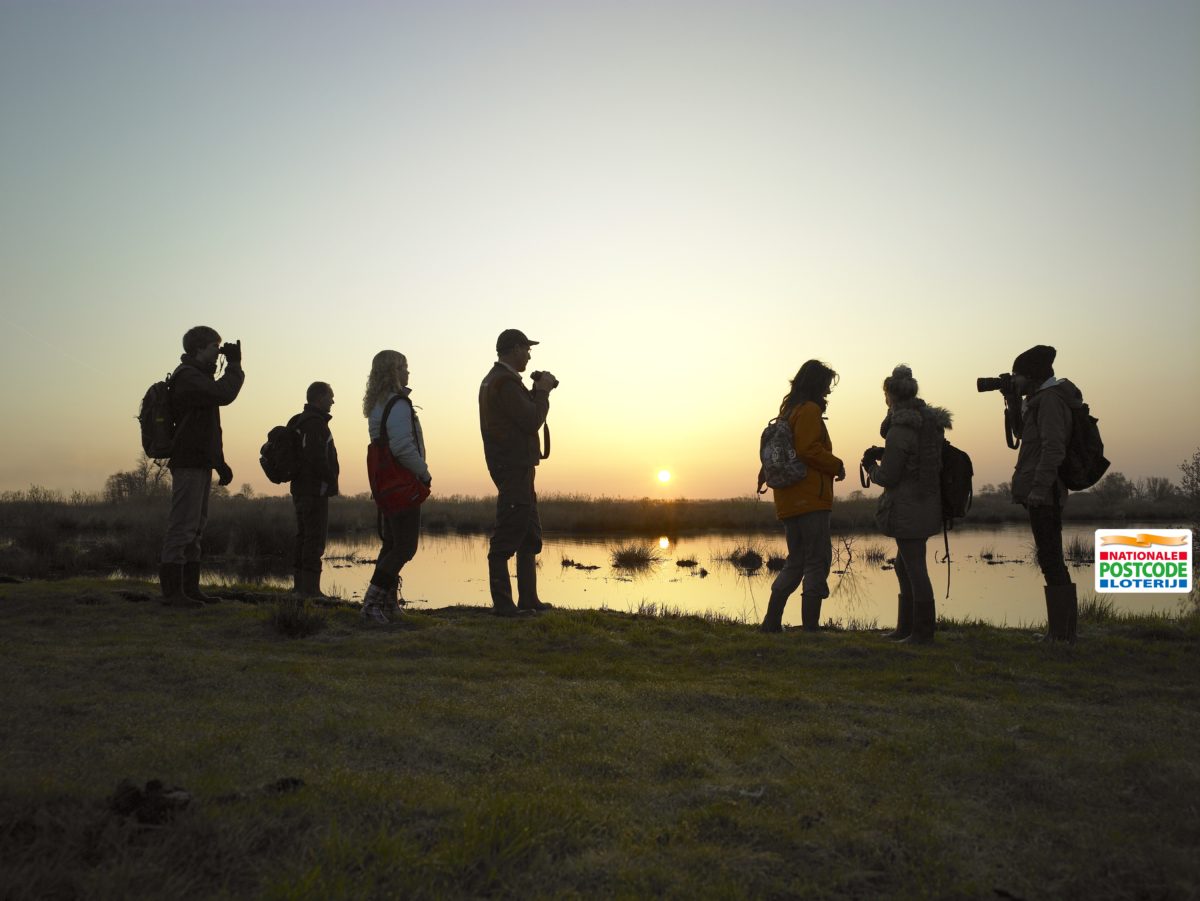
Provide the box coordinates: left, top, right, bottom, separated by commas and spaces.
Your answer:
2, 0, 1198, 501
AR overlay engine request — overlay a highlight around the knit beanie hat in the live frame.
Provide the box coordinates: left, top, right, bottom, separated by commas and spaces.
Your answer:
1012, 345, 1056, 383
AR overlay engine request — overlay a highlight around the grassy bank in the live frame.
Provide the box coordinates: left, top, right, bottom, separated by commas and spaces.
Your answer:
2, 578, 1198, 899
1, 490, 1193, 579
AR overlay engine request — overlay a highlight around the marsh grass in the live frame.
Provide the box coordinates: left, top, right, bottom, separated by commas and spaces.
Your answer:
724, 544, 766, 572
1, 577, 1199, 899
610, 543, 662, 570
264, 598, 328, 638
1065, 532, 1095, 563
1, 490, 1191, 579
863, 542, 889, 564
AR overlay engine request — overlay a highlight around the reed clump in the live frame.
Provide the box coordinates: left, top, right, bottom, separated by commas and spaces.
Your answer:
610, 543, 662, 570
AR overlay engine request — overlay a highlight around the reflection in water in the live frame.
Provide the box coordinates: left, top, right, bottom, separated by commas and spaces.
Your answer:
201, 524, 1188, 628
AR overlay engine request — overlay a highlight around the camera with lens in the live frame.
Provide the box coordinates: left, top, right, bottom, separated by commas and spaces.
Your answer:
530, 370, 559, 389
861, 445, 885, 466
976, 372, 1015, 394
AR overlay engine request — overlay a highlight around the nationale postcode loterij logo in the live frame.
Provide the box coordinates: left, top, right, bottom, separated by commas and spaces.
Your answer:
1094, 529, 1193, 593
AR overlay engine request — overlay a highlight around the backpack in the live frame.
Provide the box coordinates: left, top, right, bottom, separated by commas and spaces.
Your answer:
1059, 402, 1109, 491
138, 375, 176, 460
259, 413, 316, 484
757, 415, 808, 494
940, 439, 974, 526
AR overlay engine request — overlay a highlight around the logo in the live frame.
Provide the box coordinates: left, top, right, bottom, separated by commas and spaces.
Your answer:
1095, 530, 1193, 593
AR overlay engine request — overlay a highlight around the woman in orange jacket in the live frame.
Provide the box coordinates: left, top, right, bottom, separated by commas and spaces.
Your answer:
760, 359, 846, 632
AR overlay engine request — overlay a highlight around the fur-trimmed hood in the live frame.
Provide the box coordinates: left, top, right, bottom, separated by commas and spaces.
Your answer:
880, 399, 953, 439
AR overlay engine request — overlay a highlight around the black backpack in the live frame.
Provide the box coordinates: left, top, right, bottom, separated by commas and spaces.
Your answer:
138, 374, 176, 460
259, 415, 312, 484
940, 439, 974, 526
1059, 403, 1110, 491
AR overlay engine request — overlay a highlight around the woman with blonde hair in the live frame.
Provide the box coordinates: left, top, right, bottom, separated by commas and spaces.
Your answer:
361, 350, 430, 623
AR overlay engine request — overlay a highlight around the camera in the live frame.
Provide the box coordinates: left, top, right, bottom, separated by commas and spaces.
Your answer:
530, 370, 559, 389
976, 373, 1015, 394
862, 445, 885, 465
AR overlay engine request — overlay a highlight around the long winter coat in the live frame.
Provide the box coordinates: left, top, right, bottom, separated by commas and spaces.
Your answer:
869, 399, 952, 539
1011, 378, 1083, 506
772, 401, 844, 519
167, 355, 245, 470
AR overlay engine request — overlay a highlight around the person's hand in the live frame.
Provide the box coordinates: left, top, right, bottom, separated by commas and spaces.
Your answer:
216, 462, 233, 486
1025, 486, 1051, 507
220, 340, 242, 364
835, 463, 847, 482
533, 371, 558, 393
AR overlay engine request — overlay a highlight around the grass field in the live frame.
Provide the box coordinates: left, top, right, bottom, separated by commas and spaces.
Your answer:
2, 577, 1198, 899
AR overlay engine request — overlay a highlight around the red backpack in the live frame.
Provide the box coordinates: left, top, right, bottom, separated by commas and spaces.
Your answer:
366, 395, 430, 514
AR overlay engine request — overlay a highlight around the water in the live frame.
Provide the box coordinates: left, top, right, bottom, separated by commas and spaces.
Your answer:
237, 524, 1193, 628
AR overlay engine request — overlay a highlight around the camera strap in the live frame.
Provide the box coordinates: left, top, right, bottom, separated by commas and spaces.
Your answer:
540, 423, 550, 460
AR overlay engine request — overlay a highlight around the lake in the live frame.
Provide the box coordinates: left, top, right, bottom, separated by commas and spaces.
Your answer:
227, 523, 1193, 628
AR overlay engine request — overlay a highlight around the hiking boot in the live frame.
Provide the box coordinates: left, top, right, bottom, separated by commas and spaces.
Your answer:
159, 563, 201, 608
884, 593, 913, 640
182, 562, 222, 604
760, 590, 787, 633
360, 583, 391, 624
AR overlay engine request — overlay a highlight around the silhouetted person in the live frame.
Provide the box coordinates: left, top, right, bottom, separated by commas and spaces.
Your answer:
861, 365, 951, 644
290, 381, 340, 598
760, 360, 846, 633
362, 350, 429, 623
160, 326, 244, 606
1010, 345, 1083, 642
479, 329, 558, 616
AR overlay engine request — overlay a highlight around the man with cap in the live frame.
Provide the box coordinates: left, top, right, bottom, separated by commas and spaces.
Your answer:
1010, 344, 1085, 642
479, 329, 559, 616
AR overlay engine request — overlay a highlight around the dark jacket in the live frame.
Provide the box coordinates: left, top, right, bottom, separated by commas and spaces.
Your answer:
1012, 378, 1082, 506
168, 355, 245, 470
289, 406, 339, 498
478, 362, 549, 472
870, 399, 952, 539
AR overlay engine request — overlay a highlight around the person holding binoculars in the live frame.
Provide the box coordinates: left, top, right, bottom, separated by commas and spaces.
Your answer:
860, 365, 951, 644
159, 326, 245, 607
479, 328, 559, 617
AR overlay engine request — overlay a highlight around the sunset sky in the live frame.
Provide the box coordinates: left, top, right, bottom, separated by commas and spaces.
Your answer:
2, 1, 1197, 501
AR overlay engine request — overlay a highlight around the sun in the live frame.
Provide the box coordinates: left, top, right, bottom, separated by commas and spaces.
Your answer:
657, 470, 672, 483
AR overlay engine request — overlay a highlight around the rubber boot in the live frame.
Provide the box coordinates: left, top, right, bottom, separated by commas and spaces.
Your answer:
760, 590, 788, 633
159, 563, 200, 608
1041, 583, 1076, 643
299, 570, 328, 601
181, 562, 221, 604
489, 556, 523, 617
884, 594, 913, 641
516, 553, 553, 611
800, 594, 823, 632
900, 601, 936, 644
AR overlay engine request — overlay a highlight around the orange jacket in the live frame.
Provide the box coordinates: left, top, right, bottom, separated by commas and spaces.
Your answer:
772, 402, 844, 519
